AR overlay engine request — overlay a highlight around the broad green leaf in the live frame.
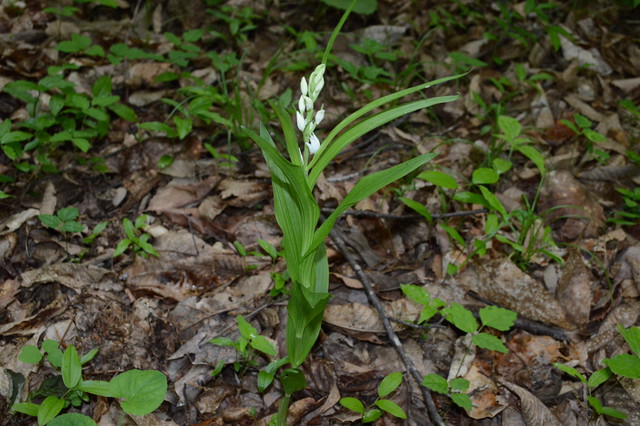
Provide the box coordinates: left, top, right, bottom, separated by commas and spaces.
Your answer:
85, 107, 109, 122
78, 380, 112, 396
122, 218, 136, 240
472, 333, 508, 353
42, 340, 63, 368
11, 402, 39, 416
48, 413, 97, 426
257, 369, 275, 392
453, 191, 491, 208
139, 121, 173, 134
498, 115, 521, 142
554, 363, 587, 384
237, 315, 259, 340
286, 284, 329, 367
443, 303, 478, 333
173, 115, 192, 140
478, 185, 507, 218
61, 222, 84, 233
583, 129, 606, 143
450, 392, 473, 411
588, 367, 612, 389
158, 155, 174, 169
484, 213, 500, 235
574, 113, 591, 129
113, 239, 131, 257
250, 335, 276, 357
56, 33, 91, 53
137, 237, 158, 257
516, 145, 545, 175
340, 397, 365, 414
399, 197, 432, 222
449, 377, 470, 392
257, 239, 279, 259
617, 324, 640, 356
400, 284, 430, 306
57, 207, 79, 222
71, 138, 91, 153
307, 153, 437, 258
39, 214, 63, 229
422, 374, 448, 394
599, 406, 627, 419
375, 399, 406, 419
1, 131, 32, 143
280, 368, 307, 396
604, 354, 640, 379
418, 170, 458, 189
108, 103, 137, 122
479, 305, 517, 331
208, 337, 235, 347
110, 369, 167, 416
18, 345, 43, 364
378, 372, 402, 398
438, 223, 465, 246
362, 408, 383, 423
472, 168, 499, 184
62, 345, 82, 388
38, 396, 65, 425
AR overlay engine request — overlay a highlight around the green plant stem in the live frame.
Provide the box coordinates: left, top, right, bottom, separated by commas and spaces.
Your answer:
276, 395, 291, 426
321, 0, 357, 66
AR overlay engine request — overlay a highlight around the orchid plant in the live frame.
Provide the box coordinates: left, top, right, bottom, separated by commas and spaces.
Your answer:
242, 2, 462, 423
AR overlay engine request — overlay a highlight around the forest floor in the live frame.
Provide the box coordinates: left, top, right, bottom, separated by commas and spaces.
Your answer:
1, 0, 640, 425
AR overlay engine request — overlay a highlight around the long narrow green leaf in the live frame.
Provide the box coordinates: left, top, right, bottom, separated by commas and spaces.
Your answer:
308, 96, 457, 186
308, 73, 465, 170
243, 125, 319, 285
269, 100, 302, 166
305, 153, 437, 258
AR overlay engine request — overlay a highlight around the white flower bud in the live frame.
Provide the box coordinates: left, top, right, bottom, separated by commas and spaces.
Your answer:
307, 133, 321, 154
314, 108, 324, 125
309, 64, 326, 101
296, 111, 306, 131
298, 95, 306, 113
304, 96, 313, 111
300, 77, 308, 96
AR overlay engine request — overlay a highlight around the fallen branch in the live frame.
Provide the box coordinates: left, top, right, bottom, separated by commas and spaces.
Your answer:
329, 224, 445, 426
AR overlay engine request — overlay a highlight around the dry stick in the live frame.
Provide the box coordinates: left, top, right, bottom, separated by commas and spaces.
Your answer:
329, 227, 445, 426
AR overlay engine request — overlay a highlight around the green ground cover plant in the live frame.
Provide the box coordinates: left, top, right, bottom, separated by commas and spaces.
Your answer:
339, 371, 407, 422
12, 340, 166, 425
113, 215, 158, 258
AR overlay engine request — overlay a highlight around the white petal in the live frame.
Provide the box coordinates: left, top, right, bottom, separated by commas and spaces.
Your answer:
314, 109, 324, 125
307, 133, 321, 154
300, 77, 308, 96
298, 95, 306, 113
296, 111, 306, 131
304, 96, 313, 111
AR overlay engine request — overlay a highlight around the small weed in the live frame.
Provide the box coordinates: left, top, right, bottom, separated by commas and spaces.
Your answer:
340, 372, 407, 422
113, 215, 158, 258
209, 315, 276, 376
561, 113, 609, 164
11, 339, 166, 425
555, 324, 640, 420
38, 206, 84, 234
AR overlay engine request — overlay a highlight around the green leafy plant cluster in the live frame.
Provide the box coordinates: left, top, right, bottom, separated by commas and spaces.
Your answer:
113, 215, 158, 258
2, 72, 136, 173
209, 315, 276, 377
38, 207, 84, 234
561, 113, 609, 163
555, 324, 640, 420
402, 284, 517, 410
339, 372, 407, 423
12, 340, 167, 425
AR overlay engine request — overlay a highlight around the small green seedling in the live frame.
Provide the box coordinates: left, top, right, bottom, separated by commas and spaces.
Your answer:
339, 372, 407, 423
39, 207, 84, 234
561, 113, 609, 163
12, 340, 167, 425
113, 215, 158, 258
554, 324, 640, 420
402, 285, 516, 354
422, 374, 473, 411
209, 315, 276, 376
608, 186, 640, 227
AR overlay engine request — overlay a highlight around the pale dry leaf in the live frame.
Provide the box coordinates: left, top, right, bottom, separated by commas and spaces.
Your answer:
499, 379, 562, 426
464, 363, 508, 419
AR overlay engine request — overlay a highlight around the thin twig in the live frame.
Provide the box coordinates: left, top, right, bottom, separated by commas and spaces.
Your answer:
321, 207, 488, 220
329, 225, 445, 426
